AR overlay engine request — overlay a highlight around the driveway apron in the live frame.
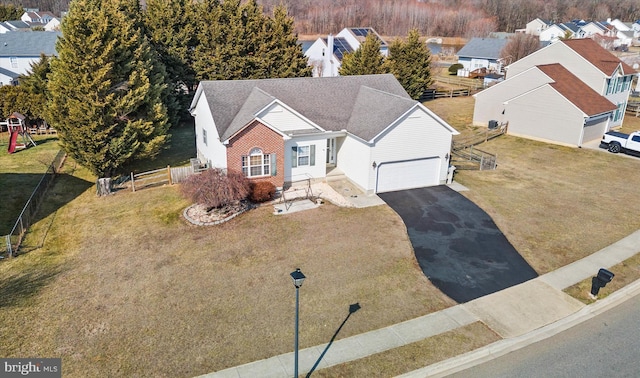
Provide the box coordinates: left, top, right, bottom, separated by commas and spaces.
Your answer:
379, 186, 538, 303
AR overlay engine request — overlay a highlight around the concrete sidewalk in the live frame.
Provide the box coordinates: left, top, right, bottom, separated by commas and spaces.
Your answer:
197, 230, 640, 378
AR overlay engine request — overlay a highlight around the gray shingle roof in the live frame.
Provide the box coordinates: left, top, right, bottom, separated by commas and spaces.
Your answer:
0, 32, 60, 57
195, 74, 415, 142
457, 37, 509, 60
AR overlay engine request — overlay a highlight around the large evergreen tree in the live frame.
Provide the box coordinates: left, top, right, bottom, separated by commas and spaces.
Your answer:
0, 4, 21, 21
18, 54, 51, 122
339, 33, 388, 76
144, 0, 197, 123
193, 0, 310, 80
386, 29, 433, 100
47, 0, 169, 178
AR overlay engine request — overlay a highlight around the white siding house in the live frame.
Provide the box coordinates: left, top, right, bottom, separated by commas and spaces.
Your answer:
0, 32, 60, 86
189, 75, 458, 194
474, 64, 616, 147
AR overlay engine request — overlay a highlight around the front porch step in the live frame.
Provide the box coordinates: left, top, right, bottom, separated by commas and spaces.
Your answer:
325, 173, 346, 182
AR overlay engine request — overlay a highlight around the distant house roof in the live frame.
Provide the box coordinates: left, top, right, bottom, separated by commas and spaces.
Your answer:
537, 63, 617, 116
562, 38, 635, 75
0, 66, 19, 79
192, 74, 416, 142
3, 20, 30, 30
457, 38, 509, 60
324, 36, 353, 60
0, 32, 60, 56
344, 27, 388, 47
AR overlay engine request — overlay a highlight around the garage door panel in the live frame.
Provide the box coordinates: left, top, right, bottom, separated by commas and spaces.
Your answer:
583, 122, 606, 143
376, 157, 440, 193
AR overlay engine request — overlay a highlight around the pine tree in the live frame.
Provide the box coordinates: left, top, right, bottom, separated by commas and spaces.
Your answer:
255, 5, 311, 78
47, 0, 169, 178
386, 29, 433, 100
339, 33, 388, 76
18, 54, 51, 121
145, 0, 197, 123
193, 0, 311, 81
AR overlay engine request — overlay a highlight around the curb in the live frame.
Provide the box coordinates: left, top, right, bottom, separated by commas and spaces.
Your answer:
396, 278, 640, 378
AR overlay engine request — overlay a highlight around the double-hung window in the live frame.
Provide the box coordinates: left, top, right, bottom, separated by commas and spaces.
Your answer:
291, 145, 315, 167
10, 57, 17, 68
242, 148, 274, 177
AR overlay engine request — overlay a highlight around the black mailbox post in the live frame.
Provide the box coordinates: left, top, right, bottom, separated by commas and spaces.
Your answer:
590, 268, 614, 297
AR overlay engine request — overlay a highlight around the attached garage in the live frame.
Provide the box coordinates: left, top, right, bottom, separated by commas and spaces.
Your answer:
375, 157, 441, 193
581, 115, 609, 144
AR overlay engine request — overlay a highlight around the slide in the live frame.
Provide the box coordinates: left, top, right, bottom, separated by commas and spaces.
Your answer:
8, 130, 18, 154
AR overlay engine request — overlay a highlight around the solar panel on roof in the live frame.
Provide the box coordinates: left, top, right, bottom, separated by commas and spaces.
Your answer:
352, 28, 369, 36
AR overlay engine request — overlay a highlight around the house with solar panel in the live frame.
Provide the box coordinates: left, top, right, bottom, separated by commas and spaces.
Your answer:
0, 32, 61, 86
304, 27, 388, 77
189, 74, 459, 194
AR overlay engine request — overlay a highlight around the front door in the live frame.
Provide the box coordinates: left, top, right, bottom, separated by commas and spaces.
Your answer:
326, 138, 336, 165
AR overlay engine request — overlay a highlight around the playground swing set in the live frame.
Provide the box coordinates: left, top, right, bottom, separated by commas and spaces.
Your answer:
2, 112, 37, 154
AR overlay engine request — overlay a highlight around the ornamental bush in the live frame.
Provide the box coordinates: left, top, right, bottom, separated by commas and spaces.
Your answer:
448, 63, 463, 75
180, 168, 250, 209
250, 181, 276, 203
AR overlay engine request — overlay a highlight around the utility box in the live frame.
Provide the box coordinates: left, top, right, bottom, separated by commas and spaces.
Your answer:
488, 120, 499, 129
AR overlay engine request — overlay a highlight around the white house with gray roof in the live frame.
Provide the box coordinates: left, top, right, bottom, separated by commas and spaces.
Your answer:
305, 27, 388, 77
189, 74, 458, 194
456, 38, 509, 72
0, 32, 60, 85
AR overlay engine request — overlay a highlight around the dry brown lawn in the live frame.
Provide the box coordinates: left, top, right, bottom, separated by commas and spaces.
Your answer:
424, 97, 640, 273
3, 98, 640, 377
0, 163, 456, 377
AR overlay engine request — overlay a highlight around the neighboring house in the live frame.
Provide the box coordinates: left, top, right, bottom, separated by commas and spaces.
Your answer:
0, 32, 60, 86
456, 37, 509, 72
525, 18, 551, 36
305, 27, 388, 77
189, 74, 459, 194
505, 38, 636, 128
21, 11, 56, 25
473, 63, 616, 147
539, 22, 582, 42
0, 20, 32, 32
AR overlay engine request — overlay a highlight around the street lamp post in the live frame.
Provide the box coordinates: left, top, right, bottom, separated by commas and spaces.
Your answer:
290, 268, 306, 378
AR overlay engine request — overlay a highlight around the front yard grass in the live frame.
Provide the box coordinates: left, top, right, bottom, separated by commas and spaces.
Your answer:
2, 99, 640, 377
0, 165, 456, 376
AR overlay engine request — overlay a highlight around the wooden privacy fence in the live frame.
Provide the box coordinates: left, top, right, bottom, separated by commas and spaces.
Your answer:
127, 164, 205, 192
2, 150, 66, 258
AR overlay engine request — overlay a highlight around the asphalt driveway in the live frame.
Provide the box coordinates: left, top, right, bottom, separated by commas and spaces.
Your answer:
378, 186, 538, 303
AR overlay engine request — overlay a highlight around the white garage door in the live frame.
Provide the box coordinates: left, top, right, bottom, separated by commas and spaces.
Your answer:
582, 121, 606, 143
376, 157, 441, 193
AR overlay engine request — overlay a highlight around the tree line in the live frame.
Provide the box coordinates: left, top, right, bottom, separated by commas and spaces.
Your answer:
2, 0, 311, 178
2, 0, 432, 179
4, 0, 638, 36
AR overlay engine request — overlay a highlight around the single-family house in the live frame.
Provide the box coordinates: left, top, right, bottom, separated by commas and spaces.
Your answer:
505, 38, 636, 128
539, 22, 582, 42
44, 17, 61, 32
189, 74, 459, 194
525, 18, 551, 36
21, 11, 56, 25
305, 27, 388, 77
473, 64, 616, 147
580, 21, 615, 39
456, 38, 509, 72
0, 20, 31, 33
0, 32, 60, 86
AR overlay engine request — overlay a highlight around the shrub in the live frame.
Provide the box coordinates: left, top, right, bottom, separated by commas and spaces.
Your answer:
180, 168, 250, 209
448, 63, 463, 75
250, 181, 276, 203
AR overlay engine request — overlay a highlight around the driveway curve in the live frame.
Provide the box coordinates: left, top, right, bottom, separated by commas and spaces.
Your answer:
379, 186, 538, 303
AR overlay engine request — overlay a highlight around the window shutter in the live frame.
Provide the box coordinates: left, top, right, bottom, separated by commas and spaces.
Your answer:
291, 147, 298, 168
310, 145, 316, 166
270, 153, 277, 176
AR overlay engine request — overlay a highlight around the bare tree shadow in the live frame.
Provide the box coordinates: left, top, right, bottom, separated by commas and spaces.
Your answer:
306, 303, 361, 377
0, 266, 63, 308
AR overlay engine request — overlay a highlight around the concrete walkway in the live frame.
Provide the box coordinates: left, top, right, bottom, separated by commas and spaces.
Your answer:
197, 230, 640, 378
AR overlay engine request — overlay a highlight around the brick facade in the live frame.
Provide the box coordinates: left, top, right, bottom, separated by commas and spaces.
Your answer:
226, 120, 285, 187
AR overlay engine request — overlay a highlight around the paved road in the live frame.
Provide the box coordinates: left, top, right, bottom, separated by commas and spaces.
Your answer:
379, 186, 538, 303
450, 293, 640, 377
